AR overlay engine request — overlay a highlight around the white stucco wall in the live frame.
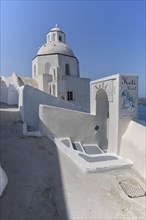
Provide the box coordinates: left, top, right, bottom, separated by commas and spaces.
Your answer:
7, 84, 18, 105
32, 55, 59, 78
0, 80, 8, 103
65, 76, 90, 112
58, 55, 79, 77
19, 85, 83, 130
0, 73, 19, 105
35, 74, 52, 93
39, 105, 107, 150
120, 121, 146, 179
32, 56, 38, 78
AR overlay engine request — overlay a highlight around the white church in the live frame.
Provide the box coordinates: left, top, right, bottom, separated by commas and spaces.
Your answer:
32, 25, 90, 111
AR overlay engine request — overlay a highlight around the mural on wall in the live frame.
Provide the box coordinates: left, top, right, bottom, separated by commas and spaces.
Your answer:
120, 75, 138, 117
93, 80, 114, 102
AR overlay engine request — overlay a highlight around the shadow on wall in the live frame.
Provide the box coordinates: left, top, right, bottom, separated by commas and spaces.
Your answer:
0, 103, 69, 220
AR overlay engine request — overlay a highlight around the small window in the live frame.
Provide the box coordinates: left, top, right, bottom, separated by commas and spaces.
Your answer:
65, 64, 70, 75
67, 91, 73, 101
59, 36, 62, 42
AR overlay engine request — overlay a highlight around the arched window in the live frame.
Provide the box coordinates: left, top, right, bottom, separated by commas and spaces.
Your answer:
59, 36, 62, 42
53, 68, 57, 81
65, 64, 70, 75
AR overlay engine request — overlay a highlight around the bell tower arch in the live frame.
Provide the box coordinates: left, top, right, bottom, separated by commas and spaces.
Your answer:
47, 25, 66, 43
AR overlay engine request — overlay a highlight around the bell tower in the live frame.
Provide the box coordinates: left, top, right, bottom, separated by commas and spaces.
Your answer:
47, 24, 66, 43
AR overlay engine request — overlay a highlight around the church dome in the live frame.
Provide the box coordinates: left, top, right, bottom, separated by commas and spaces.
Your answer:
37, 42, 75, 57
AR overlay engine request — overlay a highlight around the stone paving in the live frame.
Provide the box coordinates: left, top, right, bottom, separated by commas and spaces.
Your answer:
0, 103, 145, 220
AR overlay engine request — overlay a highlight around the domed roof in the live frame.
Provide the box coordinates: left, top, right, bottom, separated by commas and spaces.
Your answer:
37, 42, 75, 57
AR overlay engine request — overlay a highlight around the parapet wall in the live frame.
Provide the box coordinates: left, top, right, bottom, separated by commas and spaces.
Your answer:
19, 85, 83, 130
0, 75, 18, 105
120, 120, 146, 179
39, 105, 107, 149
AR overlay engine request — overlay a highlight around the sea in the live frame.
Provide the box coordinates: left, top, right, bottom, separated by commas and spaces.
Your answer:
138, 104, 146, 122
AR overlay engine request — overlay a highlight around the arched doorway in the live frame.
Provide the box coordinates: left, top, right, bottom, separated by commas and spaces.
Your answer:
96, 89, 109, 151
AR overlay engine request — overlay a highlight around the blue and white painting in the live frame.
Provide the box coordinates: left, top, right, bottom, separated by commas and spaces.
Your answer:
121, 90, 136, 112
120, 75, 138, 117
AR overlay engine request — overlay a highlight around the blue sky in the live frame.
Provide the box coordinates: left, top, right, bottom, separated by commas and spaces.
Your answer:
1, 0, 145, 97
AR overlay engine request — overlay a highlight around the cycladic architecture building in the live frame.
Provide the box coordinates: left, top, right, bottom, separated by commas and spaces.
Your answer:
0, 25, 145, 179
32, 25, 90, 111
